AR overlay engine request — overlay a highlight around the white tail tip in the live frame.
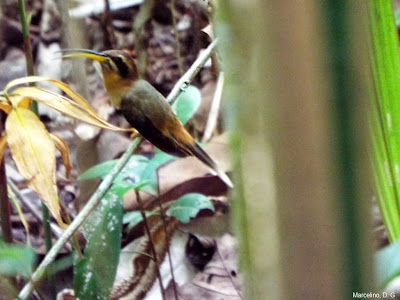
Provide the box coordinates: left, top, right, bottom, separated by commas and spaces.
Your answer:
210, 168, 234, 188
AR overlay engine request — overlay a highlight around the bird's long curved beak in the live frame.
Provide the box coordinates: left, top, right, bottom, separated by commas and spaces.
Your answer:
60, 49, 109, 62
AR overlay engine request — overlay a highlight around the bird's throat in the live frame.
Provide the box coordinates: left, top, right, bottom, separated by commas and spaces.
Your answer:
103, 71, 134, 108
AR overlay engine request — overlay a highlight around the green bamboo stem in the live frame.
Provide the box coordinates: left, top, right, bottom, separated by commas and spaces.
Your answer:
368, 0, 400, 241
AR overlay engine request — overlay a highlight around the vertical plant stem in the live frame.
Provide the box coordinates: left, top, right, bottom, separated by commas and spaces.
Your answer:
61, 208, 83, 259
17, 0, 38, 113
171, 0, 183, 75
18, 1, 57, 296
133, 0, 155, 79
41, 202, 57, 299
102, 0, 117, 48
134, 189, 165, 299
156, 173, 178, 300
0, 156, 12, 243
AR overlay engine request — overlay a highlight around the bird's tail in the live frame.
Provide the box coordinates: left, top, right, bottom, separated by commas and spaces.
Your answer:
188, 143, 234, 188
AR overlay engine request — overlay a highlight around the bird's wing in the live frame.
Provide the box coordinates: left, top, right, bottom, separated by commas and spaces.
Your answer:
128, 80, 196, 145
121, 80, 194, 156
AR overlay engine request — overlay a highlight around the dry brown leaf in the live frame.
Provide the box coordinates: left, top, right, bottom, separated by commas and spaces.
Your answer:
0, 135, 7, 163
5, 107, 66, 227
0, 102, 12, 114
10, 86, 131, 132
110, 215, 178, 300
50, 133, 72, 178
7, 76, 97, 114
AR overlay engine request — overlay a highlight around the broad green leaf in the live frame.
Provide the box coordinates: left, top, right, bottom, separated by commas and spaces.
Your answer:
10, 87, 131, 132
123, 210, 159, 231
376, 238, 400, 287
50, 133, 72, 178
140, 152, 175, 193
167, 193, 214, 224
74, 193, 123, 300
79, 156, 154, 197
78, 155, 148, 181
0, 239, 36, 277
5, 107, 65, 227
172, 85, 202, 125
111, 179, 152, 197
79, 159, 118, 180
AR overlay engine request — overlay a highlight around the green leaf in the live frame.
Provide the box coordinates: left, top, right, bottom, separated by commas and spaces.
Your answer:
376, 238, 400, 288
369, 0, 400, 240
78, 155, 148, 181
0, 239, 36, 278
167, 193, 214, 224
74, 192, 123, 300
172, 85, 202, 125
123, 210, 159, 231
111, 179, 152, 197
78, 160, 118, 180
140, 152, 176, 193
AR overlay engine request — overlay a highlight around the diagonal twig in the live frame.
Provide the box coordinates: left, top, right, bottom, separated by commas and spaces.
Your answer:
18, 137, 140, 300
167, 39, 218, 104
202, 71, 224, 142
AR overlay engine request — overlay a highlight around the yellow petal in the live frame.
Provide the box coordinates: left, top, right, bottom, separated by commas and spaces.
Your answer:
50, 133, 72, 178
0, 135, 7, 163
5, 107, 66, 227
10, 87, 131, 132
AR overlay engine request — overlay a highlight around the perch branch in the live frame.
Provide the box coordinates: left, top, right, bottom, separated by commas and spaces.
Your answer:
202, 71, 224, 142
18, 137, 141, 300
167, 39, 218, 104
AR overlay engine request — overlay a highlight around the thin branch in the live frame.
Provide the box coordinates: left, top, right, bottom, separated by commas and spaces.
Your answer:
135, 189, 165, 299
156, 172, 178, 300
18, 137, 141, 300
202, 71, 224, 142
102, 0, 117, 48
167, 39, 218, 104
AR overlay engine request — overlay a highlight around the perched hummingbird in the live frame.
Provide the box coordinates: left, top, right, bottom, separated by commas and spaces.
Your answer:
62, 49, 233, 188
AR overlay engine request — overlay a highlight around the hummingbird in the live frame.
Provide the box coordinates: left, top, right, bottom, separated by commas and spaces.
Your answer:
61, 49, 233, 188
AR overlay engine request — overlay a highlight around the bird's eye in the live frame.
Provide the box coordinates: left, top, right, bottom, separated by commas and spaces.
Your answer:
112, 56, 129, 77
